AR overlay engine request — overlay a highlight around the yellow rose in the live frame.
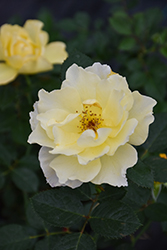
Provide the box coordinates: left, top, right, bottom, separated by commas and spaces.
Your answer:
0, 20, 68, 85
28, 63, 156, 188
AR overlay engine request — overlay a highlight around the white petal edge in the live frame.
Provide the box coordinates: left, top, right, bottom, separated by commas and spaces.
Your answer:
85, 62, 111, 79
39, 147, 82, 188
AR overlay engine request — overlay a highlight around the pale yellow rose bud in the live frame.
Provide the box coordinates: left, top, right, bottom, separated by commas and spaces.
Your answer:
0, 20, 68, 85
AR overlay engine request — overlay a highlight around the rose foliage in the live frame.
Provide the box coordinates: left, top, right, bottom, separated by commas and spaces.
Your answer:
1, 1, 167, 249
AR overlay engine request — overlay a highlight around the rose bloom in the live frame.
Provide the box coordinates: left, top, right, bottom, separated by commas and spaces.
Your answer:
28, 63, 156, 188
0, 20, 68, 85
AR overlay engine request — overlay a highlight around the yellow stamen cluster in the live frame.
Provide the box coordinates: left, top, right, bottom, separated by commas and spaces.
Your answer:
77, 105, 104, 133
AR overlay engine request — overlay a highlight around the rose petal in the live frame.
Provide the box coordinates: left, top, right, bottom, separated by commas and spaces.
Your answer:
24, 19, 44, 44
77, 143, 110, 165
28, 123, 55, 148
0, 63, 18, 85
39, 147, 82, 188
102, 89, 124, 127
77, 128, 111, 147
85, 62, 111, 79
50, 125, 82, 155
38, 87, 82, 114
18, 56, 53, 74
62, 64, 100, 101
50, 155, 101, 183
44, 42, 68, 64
107, 118, 138, 155
129, 91, 157, 145
29, 101, 39, 130
39, 146, 61, 187
92, 143, 137, 186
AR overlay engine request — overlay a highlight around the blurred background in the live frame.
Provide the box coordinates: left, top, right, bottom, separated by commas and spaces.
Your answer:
1, 1, 167, 250
0, 0, 167, 26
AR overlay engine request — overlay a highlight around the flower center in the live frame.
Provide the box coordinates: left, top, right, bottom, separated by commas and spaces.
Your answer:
77, 102, 103, 133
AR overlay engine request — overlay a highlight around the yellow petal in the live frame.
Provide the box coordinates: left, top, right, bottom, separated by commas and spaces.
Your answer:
28, 123, 55, 148
77, 128, 111, 148
92, 144, 137, 186
24, 19, 44, 44
102, 89, 124, 127
38, 87, 82, 114
6, 55, 24, 69
62, 64, 100, 101
50, 125, 82, 155
39, 31, 49, 46
50, 155, 101, 183
0, 63, 18, 85
39, 147, 83, 188
18, 57, 53, 74
85, 62, 111, 79
107, 118, 138, 156
77, 143, 110, 165
44, 42, 68, 64
129, 91, 157, 145
0, 42, 4, 60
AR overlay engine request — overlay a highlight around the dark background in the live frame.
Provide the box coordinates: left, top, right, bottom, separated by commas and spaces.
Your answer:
0, 0, 167, 250
0, 0, 167, 26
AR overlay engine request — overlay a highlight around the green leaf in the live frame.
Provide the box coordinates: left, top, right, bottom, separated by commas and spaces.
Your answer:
31, 188, 84, 227
12, 168, 39, 192
90, 200, 141, 238
127, 160, 154, 188
61, 50, 93, 81
109, 11, 132, 35
98, 185, 126, 202
26, 201, 45, 230
34, 238, 49, 250
144, 156, 167, 183
144, 203, 167, 222
49, 233, 96, 250
74, 183, 92, 201
0, 224, 36, 250
122, 181, 151, 210
119, 37, 136, 51
143, 113, 167, 152
157, 188, 167, 205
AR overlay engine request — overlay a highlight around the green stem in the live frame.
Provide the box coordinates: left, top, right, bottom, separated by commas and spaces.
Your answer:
29, 230, 69, 239
131, 220, 151, 247
81, 193, 99, 234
